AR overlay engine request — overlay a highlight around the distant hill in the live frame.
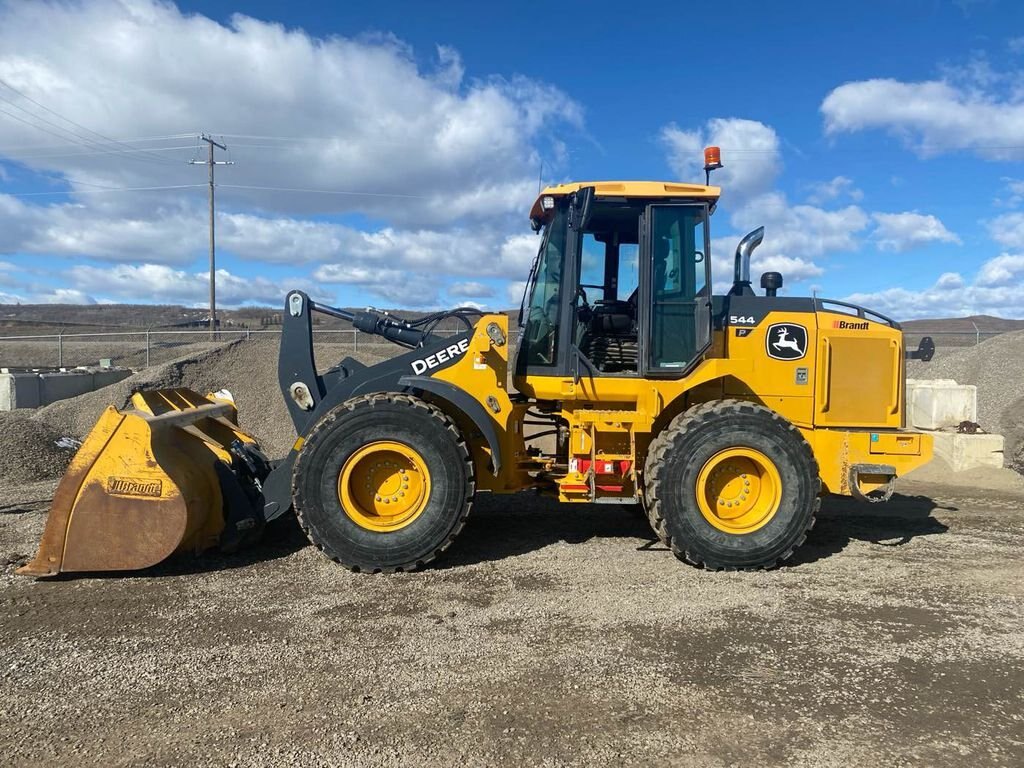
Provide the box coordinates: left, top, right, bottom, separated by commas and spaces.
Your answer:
2, 303, 1021, 339
901, 315, 1024, 333
0, 302, 513, 336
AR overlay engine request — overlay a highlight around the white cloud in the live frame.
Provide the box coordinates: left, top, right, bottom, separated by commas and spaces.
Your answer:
0, 0, 582, 232
821, 75, 1024, 160
449, 281, 495, 299
661, 118, 780, 201
755, 255, 824, 282
660, 117, 871, 291
506, 280, 528, 306
0, 193, 545, 307
936, 272, 964, 289
994, 177, 1024, 208
33, 288, 97, 305
807, 176, 862, 205
871, 212, 961, 252
988, 212, 1024, 249
65, 264, 314, 306
729, 192, 869, 259
312, 263, 433, 306
844, 252, 1024, 319
975, 253, 1024, 287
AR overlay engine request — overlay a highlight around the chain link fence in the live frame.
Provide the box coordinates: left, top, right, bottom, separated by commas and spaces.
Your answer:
901, 329, 1009, 351
0, 328, 381, 370
0, 325, 1013, 371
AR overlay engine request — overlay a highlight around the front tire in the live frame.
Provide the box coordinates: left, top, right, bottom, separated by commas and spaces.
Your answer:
644, 400, 819, 570
292, 393, 474, 572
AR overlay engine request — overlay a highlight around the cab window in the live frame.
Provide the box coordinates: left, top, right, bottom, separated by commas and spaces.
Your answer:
648, 205, 709, 370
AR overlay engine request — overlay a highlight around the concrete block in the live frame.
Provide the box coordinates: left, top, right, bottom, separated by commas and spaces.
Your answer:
931, 431, 1004, 471
0, 372, 41, 410
38, 370, 95, 405
907, 379, 977, 430
1, 366, 132, 409
92, 368, 131, 389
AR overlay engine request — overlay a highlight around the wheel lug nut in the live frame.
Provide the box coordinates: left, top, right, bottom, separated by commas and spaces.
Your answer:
375, 495, 382, 502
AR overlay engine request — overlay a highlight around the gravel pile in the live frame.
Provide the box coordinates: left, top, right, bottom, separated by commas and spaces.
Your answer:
908, 329, 1024, 470
0, 411, 74, 483
16, 340, 398, 478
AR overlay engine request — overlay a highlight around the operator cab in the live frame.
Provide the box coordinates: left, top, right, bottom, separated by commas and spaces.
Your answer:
517, 181, 718, 381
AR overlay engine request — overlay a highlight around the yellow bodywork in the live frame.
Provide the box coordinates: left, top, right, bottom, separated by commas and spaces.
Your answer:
17, 388, 258, 577
427, 309, 932, 504
529, 180, 720, 222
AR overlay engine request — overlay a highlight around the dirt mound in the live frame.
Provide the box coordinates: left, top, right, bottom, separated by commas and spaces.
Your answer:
29, 339, 396, 465
33, 344, 232, 441
908, 328, 1024, 469
0, 411, 75, 483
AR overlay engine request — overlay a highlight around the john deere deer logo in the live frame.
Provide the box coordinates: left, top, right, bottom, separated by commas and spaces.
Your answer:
766, 323, 807, 361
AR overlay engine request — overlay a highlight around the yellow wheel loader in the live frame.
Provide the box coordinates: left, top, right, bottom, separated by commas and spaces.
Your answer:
19, 147, 933, 577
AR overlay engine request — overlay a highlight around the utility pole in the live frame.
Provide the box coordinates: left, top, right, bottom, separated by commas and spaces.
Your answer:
189, 135, 232, 339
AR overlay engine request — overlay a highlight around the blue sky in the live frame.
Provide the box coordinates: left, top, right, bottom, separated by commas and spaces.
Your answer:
1, 0, 1023, 318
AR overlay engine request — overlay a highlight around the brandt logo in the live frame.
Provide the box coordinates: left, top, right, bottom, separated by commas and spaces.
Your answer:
107, 477, 163, 498
410, 338, 471, 376
833, 319, 869, 330
766, 323, 808, 361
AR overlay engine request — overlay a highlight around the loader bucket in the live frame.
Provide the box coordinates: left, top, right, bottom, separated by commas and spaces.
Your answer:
17, 388, 267, 577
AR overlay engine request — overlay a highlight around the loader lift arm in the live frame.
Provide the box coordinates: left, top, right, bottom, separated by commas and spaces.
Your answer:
278, 291, 483, 435
262, 290, 494, 523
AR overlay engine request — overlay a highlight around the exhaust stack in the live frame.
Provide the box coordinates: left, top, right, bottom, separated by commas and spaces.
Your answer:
731, 227, 765, 296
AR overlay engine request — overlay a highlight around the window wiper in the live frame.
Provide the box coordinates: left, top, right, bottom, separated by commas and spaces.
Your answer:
518, 251, 541, 326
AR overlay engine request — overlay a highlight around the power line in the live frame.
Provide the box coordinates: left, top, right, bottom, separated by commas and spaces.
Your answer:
4, 184, 205, 197
0, 103, 175, 167
0, 133, 198, 153
0, 78, 177, 166
218, 184, 426, 199
2, 145, 199, 160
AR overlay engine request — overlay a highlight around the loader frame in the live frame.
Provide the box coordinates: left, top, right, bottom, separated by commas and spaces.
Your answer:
262, 292, 505, 521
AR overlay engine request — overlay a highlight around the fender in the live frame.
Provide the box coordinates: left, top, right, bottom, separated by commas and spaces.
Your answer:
398, 375, 503, 476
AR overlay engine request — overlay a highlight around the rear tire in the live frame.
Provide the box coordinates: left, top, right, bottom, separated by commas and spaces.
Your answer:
644, 399, 819, 570
292, 393, 474, 572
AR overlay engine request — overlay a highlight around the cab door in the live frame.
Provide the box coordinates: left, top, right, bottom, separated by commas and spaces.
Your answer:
638, 204, 712, 376
515, 188, 593, 382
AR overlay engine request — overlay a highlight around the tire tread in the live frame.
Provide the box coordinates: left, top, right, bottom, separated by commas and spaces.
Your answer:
643, 399, 820, 570
292, 392, 475, 573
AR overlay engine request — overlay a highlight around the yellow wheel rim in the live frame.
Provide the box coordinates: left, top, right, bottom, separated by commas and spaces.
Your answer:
338, 441, 431, 532
696, 448, 782, 534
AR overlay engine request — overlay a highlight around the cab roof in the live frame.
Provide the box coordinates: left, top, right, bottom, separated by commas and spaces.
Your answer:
529, 180, 721, 221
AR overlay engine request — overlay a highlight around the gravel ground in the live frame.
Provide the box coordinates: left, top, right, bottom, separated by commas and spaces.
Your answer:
1, 461, 1023, 767
1, 334, 1022, 765
908, 329, 1024, 470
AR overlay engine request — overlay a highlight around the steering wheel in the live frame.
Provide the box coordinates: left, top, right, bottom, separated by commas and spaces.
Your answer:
575, 286, 593, 325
